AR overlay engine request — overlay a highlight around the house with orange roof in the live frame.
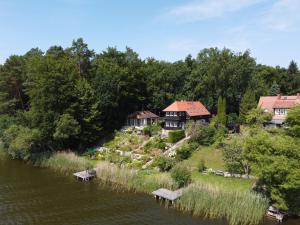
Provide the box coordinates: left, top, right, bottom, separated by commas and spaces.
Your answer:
258, 94, 300, 125
162, 100, 211, 130
126, 111, 159, 127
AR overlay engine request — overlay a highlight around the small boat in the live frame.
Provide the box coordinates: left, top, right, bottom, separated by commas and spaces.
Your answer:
267, 206, 288, 222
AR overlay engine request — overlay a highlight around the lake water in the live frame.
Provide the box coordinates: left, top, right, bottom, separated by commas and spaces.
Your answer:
0, 158, 298, 225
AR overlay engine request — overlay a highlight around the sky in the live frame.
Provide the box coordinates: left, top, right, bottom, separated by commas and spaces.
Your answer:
0, 0, 300, 67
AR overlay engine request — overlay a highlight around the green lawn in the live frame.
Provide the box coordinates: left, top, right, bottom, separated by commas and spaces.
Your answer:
181, 146, 225, 170
191, 172, 255, 192
180, 145, 255, 192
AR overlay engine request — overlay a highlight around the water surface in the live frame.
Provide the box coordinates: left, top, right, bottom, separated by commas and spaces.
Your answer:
0, 159, 298, 225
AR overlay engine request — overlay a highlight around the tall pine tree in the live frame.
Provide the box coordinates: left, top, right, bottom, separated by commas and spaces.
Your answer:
269, 81, 280, 96
217, 96, 226, 125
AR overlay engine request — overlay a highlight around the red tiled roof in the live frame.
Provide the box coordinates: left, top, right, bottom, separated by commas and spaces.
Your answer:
273, 100, 298, 108
127, 111, 159, 119
258, 94, 300, 121
258, 95, 300, 112
163, 101, 210, 117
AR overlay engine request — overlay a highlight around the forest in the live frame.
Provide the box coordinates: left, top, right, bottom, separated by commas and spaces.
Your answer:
0, 38, 299, 159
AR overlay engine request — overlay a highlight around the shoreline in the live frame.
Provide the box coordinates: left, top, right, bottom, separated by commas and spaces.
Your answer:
28, 151, 270, 225
0, 150, 268, 225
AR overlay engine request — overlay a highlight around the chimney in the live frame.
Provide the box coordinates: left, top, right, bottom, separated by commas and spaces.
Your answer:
297, 93, 300, 99
277, 94, 281, 99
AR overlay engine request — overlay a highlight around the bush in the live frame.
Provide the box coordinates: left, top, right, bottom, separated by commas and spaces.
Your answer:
198, 159, 206, 172
176, 144, 193, 160
227, 113, 240, 125
190, 125, 216, 146
171, 165, 191, 187
120, 145, 132, 152
213, 126, 228, 147
2, 125, 41, 160
153, 156, 175, 172
168, 130, 185, 143
143, 124, 162, 136
143, 126, 151, 136
144, 137, 166, 153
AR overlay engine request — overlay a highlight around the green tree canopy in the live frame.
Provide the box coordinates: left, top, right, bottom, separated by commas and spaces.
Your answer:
285, 105, 300, 137
239, 89, 257, 123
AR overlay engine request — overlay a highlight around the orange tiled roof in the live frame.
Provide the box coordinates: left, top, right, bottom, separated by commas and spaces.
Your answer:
163, 101, 210, 117
258, 95, 300, 112
258, 94, 300, 121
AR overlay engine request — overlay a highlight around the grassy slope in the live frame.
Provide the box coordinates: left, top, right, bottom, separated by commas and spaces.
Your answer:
181, 146, 225, 170
191, 172, 255, 192
180, 145, 254, 192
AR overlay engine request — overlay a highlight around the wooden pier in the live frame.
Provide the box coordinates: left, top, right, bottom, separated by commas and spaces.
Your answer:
73, 169, 96, 182
152, 188, 182, 204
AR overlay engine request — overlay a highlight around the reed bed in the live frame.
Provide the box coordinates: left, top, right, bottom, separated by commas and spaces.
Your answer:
176, 182, 268, 225
41, 152, 92, 174
0, 144, 7, 160
0, 150, 6, 160
94, 161, 176, 193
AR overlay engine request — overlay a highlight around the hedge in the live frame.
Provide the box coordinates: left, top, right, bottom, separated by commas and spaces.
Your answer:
168, 130, 185, 143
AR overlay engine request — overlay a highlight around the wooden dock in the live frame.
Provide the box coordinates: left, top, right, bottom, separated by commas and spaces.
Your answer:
152, 188, 182, 204
73, 169, 96, 182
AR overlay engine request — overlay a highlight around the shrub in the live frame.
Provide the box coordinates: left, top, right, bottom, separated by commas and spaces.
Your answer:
171, 165, 191, 187
143, 126, 151, 136
227, 113, 240, 125
213, 126, 228, 147
143, 124, 162, 136
153, 156, 175, 172
176, 144, 193, 160
2, 125, 41, 160
120, 145, 131, 152
198, 159, 206, 172
190, 125, 216, 146
144, 137, 166, 153
168, 130, 185, 143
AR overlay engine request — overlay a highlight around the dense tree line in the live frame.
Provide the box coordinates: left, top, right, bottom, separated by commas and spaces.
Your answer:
0, 38, 300, 159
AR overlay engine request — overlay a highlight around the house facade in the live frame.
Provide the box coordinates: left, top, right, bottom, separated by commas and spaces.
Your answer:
162, 101, 210, 130
126, 111, 159, 127
258, 94, 300, 125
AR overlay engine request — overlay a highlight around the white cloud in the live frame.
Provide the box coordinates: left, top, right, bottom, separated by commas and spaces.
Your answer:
263, 0, 300, 31
164, 0, 264, 23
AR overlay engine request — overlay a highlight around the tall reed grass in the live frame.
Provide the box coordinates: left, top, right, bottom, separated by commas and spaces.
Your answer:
176, 182, 268, 225
0, 144, 7, 160
94, 161, 176, 193
41, 152, 92, 174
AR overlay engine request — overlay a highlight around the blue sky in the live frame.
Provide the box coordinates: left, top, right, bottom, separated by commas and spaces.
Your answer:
0, 0, 300, 67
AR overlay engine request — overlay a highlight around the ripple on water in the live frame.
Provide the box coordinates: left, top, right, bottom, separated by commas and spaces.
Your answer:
0, 159, 298, 225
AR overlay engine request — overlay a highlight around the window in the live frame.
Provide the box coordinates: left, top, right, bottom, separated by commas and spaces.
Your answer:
171, 122, 177, 127
166, 121, 170, 127
274, 108, 287, 115
166, 112, 170, 116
